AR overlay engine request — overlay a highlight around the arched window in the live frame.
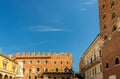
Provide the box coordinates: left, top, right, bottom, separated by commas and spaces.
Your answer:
4, 75, 8, 79
45, 68, 48, 72
9, 76, 12, 79
103, 25, 106, 30
29, 76, 31, 79
115, 57, 120, 65
60, 61, 62, 64
102, 4, 105, 10
112, 13, 116, 19
0, 74, 2, 79
37, 60, 40, 64
104, 35, 107, 40
64, 67, 70, 72
29, 69, 32, 73
111, 1, 115, 8
103, 14, 106, 20
36, 68, 40, 72
105, 63, 109, 68
66, 61, 69, 64
45, 60, 48, 64
29, 60, 32, 64
54, 61, 56, 64
3, 59, 8, 69
55, 68, 59, 72
35, 76, 37, 79
112, 25, 117, 32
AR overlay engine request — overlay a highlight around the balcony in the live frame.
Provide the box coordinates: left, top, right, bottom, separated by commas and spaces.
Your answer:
82, 57, 102, 71
85, 72, 103, 79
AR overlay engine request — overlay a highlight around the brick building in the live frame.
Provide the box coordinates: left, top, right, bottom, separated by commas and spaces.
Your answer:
98, 0, 120, 79
13, 52, 72, 79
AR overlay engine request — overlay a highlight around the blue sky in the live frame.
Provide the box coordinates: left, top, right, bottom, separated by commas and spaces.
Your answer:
0, 0, 99, 72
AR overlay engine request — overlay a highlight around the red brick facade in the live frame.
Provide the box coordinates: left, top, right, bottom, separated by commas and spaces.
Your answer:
13, 52, 72, 79
98, 0, 120, 79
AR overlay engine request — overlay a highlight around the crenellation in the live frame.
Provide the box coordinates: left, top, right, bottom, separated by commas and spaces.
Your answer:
47, 52, 51, 56
42, 52, 47, 56
52, 52, 56, 57
35, 52, 40, 56
15, 52, 19, 56
58, 53, 62, 57
20, 52, 25, 56
14, 52, 72, 58
31, 52, 35, 56
68, 53, 72, 57
26, 52, 30, 56
63, 53, 67, 57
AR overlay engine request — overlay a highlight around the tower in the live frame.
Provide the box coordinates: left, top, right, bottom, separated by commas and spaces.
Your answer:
98, 0, 120, 79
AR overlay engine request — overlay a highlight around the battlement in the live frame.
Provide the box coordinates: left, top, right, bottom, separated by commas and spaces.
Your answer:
14, 52, 72, 58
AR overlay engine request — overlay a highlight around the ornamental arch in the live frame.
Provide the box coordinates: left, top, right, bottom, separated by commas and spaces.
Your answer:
9, 76, 12, 79
4, 75, 8, 79
0, 74, 2, 79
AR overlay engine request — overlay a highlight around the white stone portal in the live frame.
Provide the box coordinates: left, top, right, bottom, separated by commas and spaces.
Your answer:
109, 75, 116, 79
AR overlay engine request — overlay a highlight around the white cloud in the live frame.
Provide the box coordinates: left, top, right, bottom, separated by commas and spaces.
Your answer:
79, 0, 97, 11
29, 25, 64, 32
80, 8, 86, 11
83, 0, 97, 5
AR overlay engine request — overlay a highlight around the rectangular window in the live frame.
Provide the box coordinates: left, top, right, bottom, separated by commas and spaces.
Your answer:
23, 61, 25, 64
89, 70, 91, 77
95, 67, 96, 74
45, 60, 48, 64
23, 68, 25, 73
29, 69, 32, 73
29, 76, 31, 79
99, 50, 102, 57
92, 69, 94, 75
100, 64, 102, 72
37, 60, 40, 64
36, 68, 40, 72
29, 61, 32, 64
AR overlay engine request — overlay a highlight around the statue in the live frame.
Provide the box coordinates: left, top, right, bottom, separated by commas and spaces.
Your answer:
18, 60, 23, 75
16, 60, 24, 79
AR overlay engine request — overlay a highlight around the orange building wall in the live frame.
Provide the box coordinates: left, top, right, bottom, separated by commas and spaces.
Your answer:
13, 52, 72, 79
